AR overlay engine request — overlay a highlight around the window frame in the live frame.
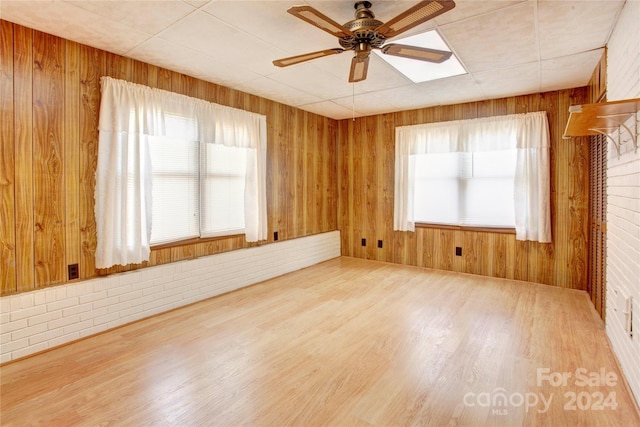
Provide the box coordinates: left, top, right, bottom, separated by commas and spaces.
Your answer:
146, 114, 250, 247
393, 111, 551, 243
412, 149, 518, 229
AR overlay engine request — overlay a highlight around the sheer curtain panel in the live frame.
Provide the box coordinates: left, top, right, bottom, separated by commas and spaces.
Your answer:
95, 77, 267, 269
394, 111, 551, 242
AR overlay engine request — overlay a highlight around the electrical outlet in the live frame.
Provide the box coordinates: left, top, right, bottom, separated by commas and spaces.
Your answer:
455, 247, 462, 256
68, 263, 79, 280
274, 231, 279, 241
377, 240, 383, 248
361, 238, 366, 247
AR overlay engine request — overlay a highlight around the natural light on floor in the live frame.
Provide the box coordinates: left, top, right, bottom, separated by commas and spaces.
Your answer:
375, 30, 467, 83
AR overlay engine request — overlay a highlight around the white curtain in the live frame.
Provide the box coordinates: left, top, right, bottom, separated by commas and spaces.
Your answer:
514, 112, 551, 242
95, 77, 267, 269
393, 111, 551, 242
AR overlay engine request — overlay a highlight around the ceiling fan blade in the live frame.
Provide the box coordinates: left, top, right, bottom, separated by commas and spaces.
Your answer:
349, 56, 370, 83
287, 5, 354, 38
376, 0, 456, 39
273, 48, 345, 67
381, 44, 452, 63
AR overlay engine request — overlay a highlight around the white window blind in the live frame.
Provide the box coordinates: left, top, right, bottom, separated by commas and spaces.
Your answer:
148, 113, 200, 245
148, 115, 250, 245
414, 150, 517, 227
200, 144, 247, 237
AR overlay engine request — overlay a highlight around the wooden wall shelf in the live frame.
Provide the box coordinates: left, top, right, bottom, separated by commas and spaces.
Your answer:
563, 98, 640, 157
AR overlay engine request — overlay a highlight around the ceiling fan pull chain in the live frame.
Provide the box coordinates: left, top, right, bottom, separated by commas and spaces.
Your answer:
352, 82, 356, 122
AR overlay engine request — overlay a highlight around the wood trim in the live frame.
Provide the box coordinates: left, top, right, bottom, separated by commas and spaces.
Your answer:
150, 234, 246, 251
415, 223, 516, 234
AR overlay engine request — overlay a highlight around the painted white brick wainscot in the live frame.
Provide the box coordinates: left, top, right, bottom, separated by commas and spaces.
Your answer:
0, 231, 341, 363
605, 0, 640, 407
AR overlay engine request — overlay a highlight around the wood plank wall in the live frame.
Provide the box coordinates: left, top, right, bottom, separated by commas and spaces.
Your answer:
0, 20, 338, 296
337, 89, 591, 290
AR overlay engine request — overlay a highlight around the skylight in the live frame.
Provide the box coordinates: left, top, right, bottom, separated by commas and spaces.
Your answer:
374, 30, 466, 83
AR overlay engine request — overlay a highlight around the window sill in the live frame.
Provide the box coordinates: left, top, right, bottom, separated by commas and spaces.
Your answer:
151, 233, 246, 250
415, 223, 516, 234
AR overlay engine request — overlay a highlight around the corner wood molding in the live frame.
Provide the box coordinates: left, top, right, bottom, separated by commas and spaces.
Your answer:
563, 98, 640, 158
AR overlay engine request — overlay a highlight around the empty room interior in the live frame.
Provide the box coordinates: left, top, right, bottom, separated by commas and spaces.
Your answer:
1, 0, 640, 425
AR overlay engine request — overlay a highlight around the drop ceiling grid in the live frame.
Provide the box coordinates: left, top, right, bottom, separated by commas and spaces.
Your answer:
0, 0, 623, 120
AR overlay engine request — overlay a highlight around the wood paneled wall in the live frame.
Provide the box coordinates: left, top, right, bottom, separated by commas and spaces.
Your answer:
0, 19, 596, 295
589, 48, 607, 104
337, 89, 591, 290
0, 20, 338, 296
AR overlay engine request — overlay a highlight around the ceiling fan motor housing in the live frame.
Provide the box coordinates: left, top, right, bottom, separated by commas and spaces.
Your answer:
339, 1, 385, 51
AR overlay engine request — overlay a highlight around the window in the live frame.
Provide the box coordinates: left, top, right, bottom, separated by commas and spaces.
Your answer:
200, 143, 247, 238
413, 149, 517, 227
148, 115, 250, 245
149, 119, 200, 244
393, 111, 551, 242
95, 77, 267, 269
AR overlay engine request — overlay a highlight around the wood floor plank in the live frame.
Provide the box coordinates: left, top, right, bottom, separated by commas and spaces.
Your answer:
1, 257, 638, 426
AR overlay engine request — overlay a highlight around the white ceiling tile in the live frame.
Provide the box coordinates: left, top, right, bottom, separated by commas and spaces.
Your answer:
128, 36, 261, 87
416, 73, 486, 106
332, 82, 444, 114
473, 62, 540, 100
0, 0, 152, 54
204, 1, 337, 55
64, 0, 197, 36
268, 61, 356, 100
157, 10, 285, 76
433, 0, 527, 26
298, 100, 358, 120
540, 49, 605, 92
537, 0, 623, 60
235, 77, 324, 107
184, 0, 211, 8
440, 1, 537, 73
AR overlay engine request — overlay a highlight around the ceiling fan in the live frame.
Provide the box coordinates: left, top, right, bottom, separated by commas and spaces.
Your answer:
272, 0, 456, 83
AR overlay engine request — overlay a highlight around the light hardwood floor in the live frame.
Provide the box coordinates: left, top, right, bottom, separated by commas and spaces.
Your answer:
1, 257, 639, 426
